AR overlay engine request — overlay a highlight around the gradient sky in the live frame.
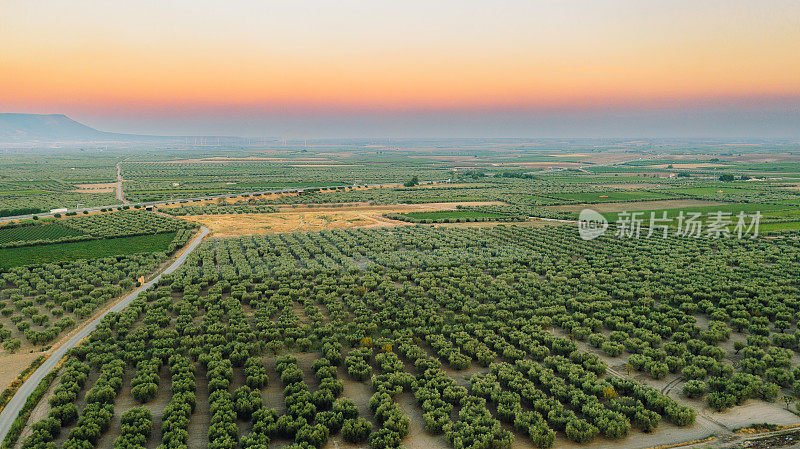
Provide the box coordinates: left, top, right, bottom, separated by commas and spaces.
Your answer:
2, 0, 799, 138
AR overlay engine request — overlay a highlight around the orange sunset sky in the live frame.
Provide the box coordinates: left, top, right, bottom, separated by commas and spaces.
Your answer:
1, 0, 799, 137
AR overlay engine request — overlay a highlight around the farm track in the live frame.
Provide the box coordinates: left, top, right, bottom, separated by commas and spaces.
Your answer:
116, 162, 129, 205
661, 377, 683, 395
0, 226, 210, 443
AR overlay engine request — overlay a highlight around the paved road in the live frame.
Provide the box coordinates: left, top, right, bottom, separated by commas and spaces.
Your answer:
0, 180, 451, 222
0, 226, 210, 442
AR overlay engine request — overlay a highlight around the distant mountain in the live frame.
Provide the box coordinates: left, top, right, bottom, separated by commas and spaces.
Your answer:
0, 113, 248, 145
0, 113, 115, 141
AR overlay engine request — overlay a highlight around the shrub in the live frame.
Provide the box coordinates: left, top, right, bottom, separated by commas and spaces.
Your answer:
682, 380, 707, 398
565, 419, 599, 444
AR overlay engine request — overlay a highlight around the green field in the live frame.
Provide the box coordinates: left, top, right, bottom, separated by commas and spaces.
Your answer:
0, 232, 177, 268
599, 203, 787, 222
759, 221, 800, 233
761, 209, 800, 219
546, 190, 674, 203
664, 187, 767, 196
0, 190, 50, 196
400, 210, 507, 220
0, 222, 86, 245
599, 203, 800, 235
543, 176, 662, 184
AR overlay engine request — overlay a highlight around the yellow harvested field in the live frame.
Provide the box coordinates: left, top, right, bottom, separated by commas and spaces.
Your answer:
187, 212, 393, 236
183, 201, 506, 236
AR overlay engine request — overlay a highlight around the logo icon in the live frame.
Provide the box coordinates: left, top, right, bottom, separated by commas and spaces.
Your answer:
578, 209, 608, 240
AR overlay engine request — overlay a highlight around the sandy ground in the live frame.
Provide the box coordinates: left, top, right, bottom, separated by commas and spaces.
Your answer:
187, 211, 387, 236
182, 202, 506, 237
546, 199, 727, 213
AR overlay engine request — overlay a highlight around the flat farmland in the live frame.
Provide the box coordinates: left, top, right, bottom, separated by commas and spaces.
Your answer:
0, 232, 177, 268
0, 223, 85, 245
545, 199, 727, 214
542, 191, 676, 203
4, 146, 800, 449
183, 202, 507, 236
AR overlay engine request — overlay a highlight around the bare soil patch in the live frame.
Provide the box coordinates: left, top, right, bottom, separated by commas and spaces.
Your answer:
72, 182, 117, 193
0, 351, 42, 393
187, 212, 377, 236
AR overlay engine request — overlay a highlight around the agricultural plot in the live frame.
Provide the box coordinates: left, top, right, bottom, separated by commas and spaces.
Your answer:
386, 210, 514, 223
6, 145, 800, 449
0, 192, 119, 218
207, 184, 500, 207
0, 225, 201, 383
159, 203, 280, 216
541, 191, 676, 204
0, 252, 166, 354
122, 161, 451, 202
0, 211, 194, 249
0, 152, 121, 216
0, 223, 85, 246
11, 225, 800, 449
664, 186, 800, 204
0, 232, 180, 268
599, 203, 795, 225
59, 210, 194, 237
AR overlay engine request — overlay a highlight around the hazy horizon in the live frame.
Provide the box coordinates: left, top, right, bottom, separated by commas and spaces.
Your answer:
2, 1, 799, 138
